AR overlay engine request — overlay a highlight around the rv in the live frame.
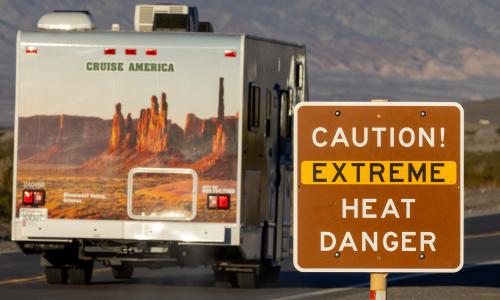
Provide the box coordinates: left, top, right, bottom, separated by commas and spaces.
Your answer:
12, 4, 308, 288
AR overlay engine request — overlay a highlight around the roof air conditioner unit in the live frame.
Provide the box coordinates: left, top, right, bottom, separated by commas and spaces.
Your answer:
134, 4, 199, 32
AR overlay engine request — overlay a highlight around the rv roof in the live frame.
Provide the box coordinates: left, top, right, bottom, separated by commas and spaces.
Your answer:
19, 31, 243, 49
19, 31, 304, 49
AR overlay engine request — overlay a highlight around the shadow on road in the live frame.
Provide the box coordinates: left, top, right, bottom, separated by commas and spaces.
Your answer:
389, 263, 500, 289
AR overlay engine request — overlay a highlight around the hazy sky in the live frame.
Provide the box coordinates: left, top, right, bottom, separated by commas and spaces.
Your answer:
18, 40, 241, 128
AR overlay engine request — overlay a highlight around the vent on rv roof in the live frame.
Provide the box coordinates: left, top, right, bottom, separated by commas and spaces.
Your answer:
37, 11, 95, 31
134, 4, 200, 32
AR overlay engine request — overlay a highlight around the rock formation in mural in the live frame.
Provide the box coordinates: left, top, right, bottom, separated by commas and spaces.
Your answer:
136, 93, 169, 153
109, 103, 125, 153
19, 77, 238, 179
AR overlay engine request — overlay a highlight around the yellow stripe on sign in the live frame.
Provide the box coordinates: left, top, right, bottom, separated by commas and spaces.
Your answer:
300, 161, 457, 185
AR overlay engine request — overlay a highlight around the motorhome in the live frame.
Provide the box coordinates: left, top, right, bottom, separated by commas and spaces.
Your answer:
12, 4, 308, 288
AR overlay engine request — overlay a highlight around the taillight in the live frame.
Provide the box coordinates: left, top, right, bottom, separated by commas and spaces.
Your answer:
23, 190, 45, 206
207, 194, 230, 210
23, 191, 34, 204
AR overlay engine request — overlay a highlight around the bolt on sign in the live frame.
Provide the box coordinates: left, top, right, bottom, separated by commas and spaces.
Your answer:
293, 102, 463, 272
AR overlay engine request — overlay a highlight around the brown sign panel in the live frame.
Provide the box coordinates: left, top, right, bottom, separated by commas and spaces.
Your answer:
293, 102, 463, 272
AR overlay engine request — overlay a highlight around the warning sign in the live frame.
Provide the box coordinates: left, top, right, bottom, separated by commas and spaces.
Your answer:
293, 102, 463, 272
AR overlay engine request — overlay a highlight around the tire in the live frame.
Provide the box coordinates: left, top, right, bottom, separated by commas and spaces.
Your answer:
260, 264, 281, 284
112, 264, 134, 280
236, 272, 258, 289
45, 267, 68, 284
68, 261, 93, 284
212, 266, 236, 288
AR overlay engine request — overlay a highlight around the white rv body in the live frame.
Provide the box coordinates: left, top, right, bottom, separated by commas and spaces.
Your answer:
12, 9, 307, 287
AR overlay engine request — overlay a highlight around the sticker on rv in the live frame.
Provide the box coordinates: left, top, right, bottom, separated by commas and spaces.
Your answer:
20, 208, 48, 222
86, 61, 175, 72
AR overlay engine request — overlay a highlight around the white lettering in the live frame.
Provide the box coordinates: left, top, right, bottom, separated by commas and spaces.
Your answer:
312, 127, 328, 147
320, 232, 336, 251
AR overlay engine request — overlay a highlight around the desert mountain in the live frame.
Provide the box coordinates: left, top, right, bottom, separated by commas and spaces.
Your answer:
18, 115, 111, 164
4, 0, 500, 127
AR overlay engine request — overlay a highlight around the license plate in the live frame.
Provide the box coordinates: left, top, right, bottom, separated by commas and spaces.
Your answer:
19, 208, 48, 222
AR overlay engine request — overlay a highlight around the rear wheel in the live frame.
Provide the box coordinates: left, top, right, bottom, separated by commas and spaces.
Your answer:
260, 263, 281, 284
212, 266, 236, 288
112, 263, 134, 280
45, 267, 68, 284
236, 271, 258, 289
68, 261, 93, 284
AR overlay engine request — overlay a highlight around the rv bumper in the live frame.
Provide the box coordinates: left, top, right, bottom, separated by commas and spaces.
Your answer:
12, 219, 239, 245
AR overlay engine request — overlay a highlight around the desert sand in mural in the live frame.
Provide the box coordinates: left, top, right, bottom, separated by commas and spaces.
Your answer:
17, 78, 239, 223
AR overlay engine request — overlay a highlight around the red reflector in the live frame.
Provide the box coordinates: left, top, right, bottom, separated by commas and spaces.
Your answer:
25, 46, 38, 54
104, 48, 116, 55
23, 190, 45, 206
207, 194, 230, 209
224, 50, 237, 58
23, 191, 34, 204
145, 48, 157, 56
125, 48, 137, 55
217, 195, 230, 209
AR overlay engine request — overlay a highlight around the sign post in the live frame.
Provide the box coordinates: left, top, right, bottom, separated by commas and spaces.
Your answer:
293, 102, 464, 292
370, 273, 388, 300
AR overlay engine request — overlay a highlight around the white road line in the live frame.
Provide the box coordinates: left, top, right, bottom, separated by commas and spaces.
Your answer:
271, 259, 500, 300
0, 268, 110, 285
0, 249, 21, 255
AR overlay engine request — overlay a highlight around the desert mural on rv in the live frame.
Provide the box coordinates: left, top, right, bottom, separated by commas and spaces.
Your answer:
16, 48, 239, 223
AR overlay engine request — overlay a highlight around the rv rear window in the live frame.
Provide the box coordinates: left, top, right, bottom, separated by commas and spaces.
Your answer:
248, 84, 261, 131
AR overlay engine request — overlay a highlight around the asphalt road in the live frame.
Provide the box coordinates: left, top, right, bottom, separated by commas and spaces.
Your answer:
0, 214, 499, 299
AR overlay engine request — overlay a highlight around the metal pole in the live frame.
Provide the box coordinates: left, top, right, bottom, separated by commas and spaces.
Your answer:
369, 99, 389, 299
370, 273, 388, 300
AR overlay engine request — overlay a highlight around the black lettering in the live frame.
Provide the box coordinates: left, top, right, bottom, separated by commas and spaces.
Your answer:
312, 163, 327, 183
332, 163, 347, 182
370, 163, 385, 182
351, 162, 365, 182
389, 163, 404, 182
409, 163, 426, 182
431, 163, 445, 182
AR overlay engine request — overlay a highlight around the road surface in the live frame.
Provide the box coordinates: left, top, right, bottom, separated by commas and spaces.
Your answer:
0, 213, 499, 299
